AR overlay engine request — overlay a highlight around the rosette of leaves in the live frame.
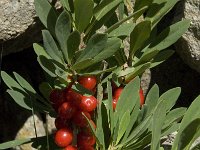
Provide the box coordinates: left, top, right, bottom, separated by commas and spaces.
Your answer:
0, 0, 195, 149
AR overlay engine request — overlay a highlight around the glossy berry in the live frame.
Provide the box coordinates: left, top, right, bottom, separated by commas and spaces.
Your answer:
55, 117, 68, 129
54, 128, 73, 148
79, 146, 94, 150
112, 99, 117, 110
139, 88, 145, 106
64, 145, 78, 150
78, 76, 97, 90
50, 89, 66, 111
79, 96, 97, 112
77, 132, 96, 147
113, 87, 123, 100
65, 89, 82, 106
58, 102, 77, 120
73, 111, 91, 127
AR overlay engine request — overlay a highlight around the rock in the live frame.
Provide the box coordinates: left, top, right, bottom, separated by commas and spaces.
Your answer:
15, 114, 45, 150
0, 0, 43, 56
173, 0, 200, 73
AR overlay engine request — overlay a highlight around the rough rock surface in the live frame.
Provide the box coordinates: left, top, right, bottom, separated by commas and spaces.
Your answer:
174, 0, 200, 73
0, 0, 42, 56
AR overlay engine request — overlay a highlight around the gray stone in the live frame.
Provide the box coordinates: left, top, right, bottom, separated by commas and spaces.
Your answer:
174, 0, 200, 73
0, 0, 43, 56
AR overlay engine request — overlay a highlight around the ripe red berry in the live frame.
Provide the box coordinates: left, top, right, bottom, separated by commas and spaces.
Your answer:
54, 128, 73, 148
79, 96, 97, 112
82, 120, 96, 135
65, 89, 82, 106
64, 145, 78, 150
78, 76, 97, 90
113, 87, 123, 100
55, 117, 68, 129
139, 88, 145, 106
79, 146, 94, 150
77, 132, 96, 147
58, 102, 77, 120
50, 89, 66, 111
73, 111, 91, 127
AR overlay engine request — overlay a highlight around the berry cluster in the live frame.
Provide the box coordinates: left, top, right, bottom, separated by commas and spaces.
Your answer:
50, 76, 98, 150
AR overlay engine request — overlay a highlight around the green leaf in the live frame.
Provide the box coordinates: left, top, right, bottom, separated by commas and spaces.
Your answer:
150, 20, 190, 51
144, 84, 159, 117
108, 22, 135, 37
34, 0, 58, 34
134, 0, 153, 12
13, 72, 50, 107
150, 50, 174, 68
60, 0, 70, 11
33, 43, 50, 59
172, 95, 200, 150
116, 110, 131, 144
114, 77, 140, 128
77, 34, 108, 62
151, 100, 167, 150
134, 49, 159, 66
129, 21, 151, 57
94, 0, 122, 21
42, 30, 63, 63
0, 138, 32, 149
158, 87, 181, 112
67, 30, 81, 64
71, 83, 93, 96
124, 62, 151, 82
74, 0, 94, 32
7, 90, 32, 110
178, 119, 200, 150
39, 82, 53, 100
37, 56, 57, 77
106, 6, 148, 34
79, 66, 117, 75
55, 10, 71, 63
145, 0, 179, 28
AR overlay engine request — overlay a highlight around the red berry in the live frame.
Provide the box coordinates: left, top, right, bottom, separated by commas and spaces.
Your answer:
79, 96, 97, 112
113, 87, 123, 100
64, 145, 78, 150
82, 120, 96, 135
139, 88, 145, 106
58, 102, 77, 120
50, 89, 66, 111
55, 117, 68, 129
65, 89, 82, 106
112, 99, 117, 110
54, 128, 73, 148
78, 76, 97, 90
77, 132, 96, 147
73, 111, 91, 127
79, 146, 94, 150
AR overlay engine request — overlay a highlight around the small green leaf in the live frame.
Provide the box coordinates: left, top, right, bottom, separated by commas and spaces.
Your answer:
79, 66, 117, 75
55, 10, 71, 63
130, 21, 151, 58
71, 83, 93, 96
172, 95, 200, 150
145, 0, 179, 28
39, 82, 53, 100
34, 0, 58, 34
42, 30, 63, 63
134, 0, 153, 12
150, 20, 190, 51
37, 56, 57, 77
33, 43, 50, 59
178, 119, 200, 150
7, 90, 32, 110
116, 110, 131, 144
67, 30, 81, 64
60, 0, 70, 11
74, 0, 94, 32
0, 138, 32, 149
